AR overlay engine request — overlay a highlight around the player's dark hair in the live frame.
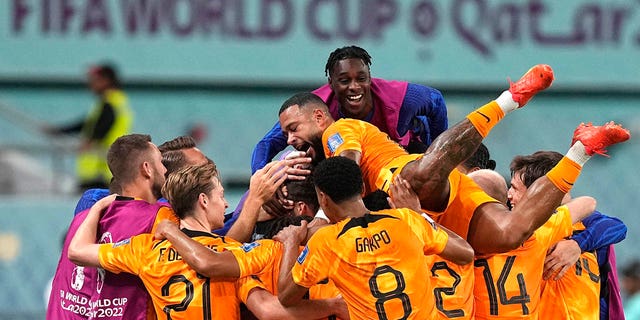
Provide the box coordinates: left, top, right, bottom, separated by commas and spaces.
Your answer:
510, 151, 563, 188
462, 143, 496, 171
158, 135, 196, 153
278, 92, 327, 115
324, 45, 372, 77
262, 215, 314, 240
286, 177, 319, 214
161, 152, 187, 177
362, 190, 391, 211
107, 134, 152, 185
312, 157, 363, 204
158, 136, 216, 176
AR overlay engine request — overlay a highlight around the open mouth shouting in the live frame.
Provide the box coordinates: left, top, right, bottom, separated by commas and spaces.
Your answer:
294, 143, 324, 164
294, 143, 313, 157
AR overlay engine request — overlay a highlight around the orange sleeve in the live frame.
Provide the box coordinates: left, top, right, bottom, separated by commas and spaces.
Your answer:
236, 276, 268, 303
150, 206, 179, 235
538, 206, 574, 248
229, 240, 282, 278
291, 229, 332, 289
396, 208, 449, 255
308, 278, 341, 300
322, 120, 364, 157
98, 235, 149, 275
425, 228, 449, 256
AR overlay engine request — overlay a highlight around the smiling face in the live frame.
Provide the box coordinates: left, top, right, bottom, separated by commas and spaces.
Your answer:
279, 104, 327, 164
328, 58, 373, 120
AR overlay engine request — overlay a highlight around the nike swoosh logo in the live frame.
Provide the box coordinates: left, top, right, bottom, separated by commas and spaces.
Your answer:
476, 111, 490, 123
562, 179, 574, 186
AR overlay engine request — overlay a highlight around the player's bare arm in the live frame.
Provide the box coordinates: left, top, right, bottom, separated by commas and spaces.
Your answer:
68, 194, 118, 267
154, 220, 241, 279
274, 222, 312, 307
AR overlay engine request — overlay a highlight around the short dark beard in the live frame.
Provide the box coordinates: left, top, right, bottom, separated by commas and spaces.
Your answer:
152, 181, 164, 201
310, 137, 326, 166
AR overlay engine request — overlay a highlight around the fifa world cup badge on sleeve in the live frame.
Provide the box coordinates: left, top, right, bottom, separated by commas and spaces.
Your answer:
113, 238, 130, 248
327, 133, 344, 153
241, 242, 261, 252
297, 246, 309, 264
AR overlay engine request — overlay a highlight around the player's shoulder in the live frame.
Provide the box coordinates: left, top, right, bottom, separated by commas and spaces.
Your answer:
406, 82, 442, 95
108, 197, 165, 212
308, 222, 341, 243
156, 205, 178, 220
378, 208, 424, 223
335, 118, 367, 127
253, 238, 282, 250
111, 232, 153, 249
545, 205, 572, 227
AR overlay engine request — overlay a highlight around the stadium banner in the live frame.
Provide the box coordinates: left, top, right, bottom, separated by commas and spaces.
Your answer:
1, 0, 639, 88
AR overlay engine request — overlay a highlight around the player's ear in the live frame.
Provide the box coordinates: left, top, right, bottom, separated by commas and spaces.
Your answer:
317, 191, 328, 208
141, 161, 152, 179
312, 108, 326, 122
199, 193, 208, 208
295, 201, 315, 218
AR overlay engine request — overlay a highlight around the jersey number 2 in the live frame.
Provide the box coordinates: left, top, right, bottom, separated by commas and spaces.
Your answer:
161, 274, 211, 320
431, 261, 465, 317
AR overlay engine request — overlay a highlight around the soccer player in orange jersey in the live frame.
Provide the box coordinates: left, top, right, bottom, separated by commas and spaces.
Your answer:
277, 65, 630, 257
506, 151, 601, 320
539, 222, 600, 320
471, 151, 598, 319
68, 162, 346, 320
277, 156, 475, 320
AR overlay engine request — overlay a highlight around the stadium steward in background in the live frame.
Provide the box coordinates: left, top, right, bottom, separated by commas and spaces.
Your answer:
45, 63, 133, 192
251, 45, 448, 172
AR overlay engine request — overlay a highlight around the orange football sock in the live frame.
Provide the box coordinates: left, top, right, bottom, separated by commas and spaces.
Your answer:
545, 157, 582, 193
466, 101, 505, 138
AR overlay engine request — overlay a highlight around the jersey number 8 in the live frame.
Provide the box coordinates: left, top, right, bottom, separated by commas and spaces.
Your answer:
369, 265, 412, 320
